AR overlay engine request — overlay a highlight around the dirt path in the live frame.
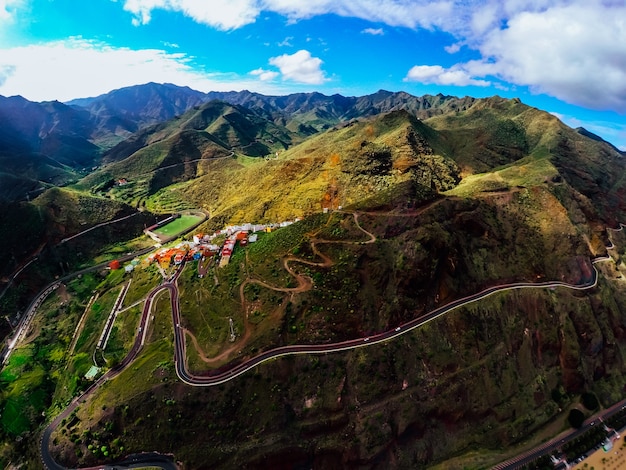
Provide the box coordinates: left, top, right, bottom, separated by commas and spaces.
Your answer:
182, 327, 248, 364
185, 280, 254, 365
185, 210, 379, 365
358, 195, 457, 218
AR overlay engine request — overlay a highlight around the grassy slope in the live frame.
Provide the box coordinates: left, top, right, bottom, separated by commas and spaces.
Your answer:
174, 110, 459, 227
427, 96, 626, 222
75, 101, 306, 209
0, 186, 154, 349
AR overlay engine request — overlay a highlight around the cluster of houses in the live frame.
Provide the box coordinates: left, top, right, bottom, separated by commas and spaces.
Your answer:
196, 220, 298, 268
146, 245, 202, 269
145, 220, 299, 270
109, 218, 300, 273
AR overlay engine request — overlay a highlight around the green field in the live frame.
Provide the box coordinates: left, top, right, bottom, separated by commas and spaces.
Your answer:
152, 214, 204, 238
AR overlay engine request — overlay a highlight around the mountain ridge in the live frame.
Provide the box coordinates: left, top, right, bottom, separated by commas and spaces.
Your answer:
0, 83, 494, 204
65, 82, 484, 136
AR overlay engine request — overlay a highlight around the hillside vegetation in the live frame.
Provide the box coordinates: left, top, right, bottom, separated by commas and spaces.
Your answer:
3, 87, 626, 469
0, 187, 154, 340
167, 110, 459, 226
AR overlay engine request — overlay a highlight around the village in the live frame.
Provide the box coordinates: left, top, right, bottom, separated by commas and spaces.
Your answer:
108, 219, 300, 275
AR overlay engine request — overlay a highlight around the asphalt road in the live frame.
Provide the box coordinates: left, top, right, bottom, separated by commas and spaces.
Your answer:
59, 212, 142, 245
172, 261, 604, 387
39, 246, 615, 468
493, 398, 626, 469
40, 278, 179, 469
1, 245, 155, 367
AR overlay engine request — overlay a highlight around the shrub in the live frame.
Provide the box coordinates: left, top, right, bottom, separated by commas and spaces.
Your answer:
568, 408, 585, 428
581, 392, 599, 411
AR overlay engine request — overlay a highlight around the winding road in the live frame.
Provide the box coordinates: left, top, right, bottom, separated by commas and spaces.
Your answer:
173, 261, 607, 387
41, 271, 183, 469
1, 246, 156, 367
38, 212, 623, 469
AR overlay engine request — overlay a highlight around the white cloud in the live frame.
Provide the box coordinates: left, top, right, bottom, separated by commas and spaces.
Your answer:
472, 3, 626, 111
121, 0, 454, 30
404, 64, 490, 87
123, 0, 260, 30
0, 38, 282, 101
250, 67, 280, 81
269, 0, 455, 29
268, 49, 326, 84
444, 42, 462, 54
362, 27, 384, 35
401, 1, 626, 112
475, 5, 499, 34
277, 36, 294, 47
0, 64, 14, 86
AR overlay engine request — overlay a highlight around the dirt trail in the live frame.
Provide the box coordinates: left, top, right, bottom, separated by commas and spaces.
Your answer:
185, 210, 381, 365
357, 196, 454, 218
188, 324, 253, 365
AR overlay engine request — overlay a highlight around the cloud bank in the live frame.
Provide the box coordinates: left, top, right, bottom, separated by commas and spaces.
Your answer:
0, 38, 279, 101
405, 64, 490, 87
120, 0, 626, 113
0, 0, 21, 21
121, 0, 453, 31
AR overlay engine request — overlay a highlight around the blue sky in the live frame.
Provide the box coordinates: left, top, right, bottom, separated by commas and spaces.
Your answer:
1, 0, 625, 149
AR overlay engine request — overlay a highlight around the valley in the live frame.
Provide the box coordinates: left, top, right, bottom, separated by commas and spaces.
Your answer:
1, 84, 626, 469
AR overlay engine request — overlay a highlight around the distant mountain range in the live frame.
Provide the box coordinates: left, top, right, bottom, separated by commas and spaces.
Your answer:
1, 81, 620, 204
65, 82, 480, 137
0, 83, 475, 203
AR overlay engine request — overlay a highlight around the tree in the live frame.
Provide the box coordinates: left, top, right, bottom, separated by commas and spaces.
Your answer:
581, 392, 599, 411
568, 408, 585, 428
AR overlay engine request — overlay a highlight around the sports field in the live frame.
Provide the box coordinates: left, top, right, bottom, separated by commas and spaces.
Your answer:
152, 214, 204, 238
572, 434, 626, 470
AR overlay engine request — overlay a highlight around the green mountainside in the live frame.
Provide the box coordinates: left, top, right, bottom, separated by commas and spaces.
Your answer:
169, 110, 458, 225
0, 96, 99, 202
2, 87, 626, 469
0, 187, 154, 342
75, 100, 307, 210
66, 82, 210, 148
